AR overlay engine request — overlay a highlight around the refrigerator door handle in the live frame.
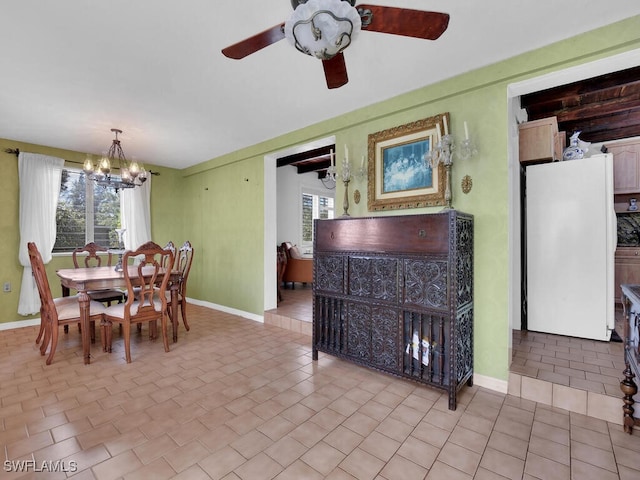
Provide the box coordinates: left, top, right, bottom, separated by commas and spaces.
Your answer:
605, 153, 616, 334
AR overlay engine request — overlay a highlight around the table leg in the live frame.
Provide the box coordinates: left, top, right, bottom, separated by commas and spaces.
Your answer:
171, 285, 179, 343
622, 364, 638, 434
78, 291, 92, 364
62, 285, 70, 334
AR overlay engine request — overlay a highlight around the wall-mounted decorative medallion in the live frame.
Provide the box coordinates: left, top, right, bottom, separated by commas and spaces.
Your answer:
354, 189, 361, 204
461, 175, 473, 194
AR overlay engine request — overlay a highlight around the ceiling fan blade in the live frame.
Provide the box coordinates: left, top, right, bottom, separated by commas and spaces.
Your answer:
322, 53, 349, 89
221, 23, 285, 59
356, 5, 449, 40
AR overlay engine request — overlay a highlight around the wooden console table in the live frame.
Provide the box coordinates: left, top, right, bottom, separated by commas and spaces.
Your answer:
312, 211, 474, 410
620, 284, 640, 433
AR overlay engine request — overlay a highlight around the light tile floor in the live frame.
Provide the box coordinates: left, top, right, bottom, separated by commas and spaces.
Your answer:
510, 312, 627, 398
2, 301, 640, 479
270, 285, 627, 402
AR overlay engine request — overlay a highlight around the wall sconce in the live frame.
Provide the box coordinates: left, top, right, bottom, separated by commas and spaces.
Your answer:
341, 145, 351, 217
425, 119, 478, 209
459, 121, 478, 160
353, 154, 367, 180
327, 145, 357, 216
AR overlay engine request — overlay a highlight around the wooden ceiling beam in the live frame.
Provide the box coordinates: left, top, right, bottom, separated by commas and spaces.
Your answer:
276, 145, 335, 168
520, 66, 640, 145
555, 96, 640, 123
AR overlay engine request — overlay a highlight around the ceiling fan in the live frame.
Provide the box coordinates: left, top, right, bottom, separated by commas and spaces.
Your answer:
221, 0, 450, 89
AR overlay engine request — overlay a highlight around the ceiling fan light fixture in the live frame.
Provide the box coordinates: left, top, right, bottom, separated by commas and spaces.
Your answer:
284, 0, 361, 60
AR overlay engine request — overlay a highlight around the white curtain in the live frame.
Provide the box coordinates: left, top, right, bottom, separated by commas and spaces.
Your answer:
120, 175, 152, 250
18, 153, 64, 315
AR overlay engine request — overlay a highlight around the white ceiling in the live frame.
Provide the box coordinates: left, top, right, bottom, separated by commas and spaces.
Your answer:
1, 1, 639, 169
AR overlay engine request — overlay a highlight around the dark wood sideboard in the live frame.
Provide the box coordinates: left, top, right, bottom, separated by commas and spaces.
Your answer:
312, 211, 474, 410
620, 284, 640, 433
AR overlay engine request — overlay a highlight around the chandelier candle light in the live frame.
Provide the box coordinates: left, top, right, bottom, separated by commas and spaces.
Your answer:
353, 154, 366, 180
83, 129, 148, 191
326, 148, 338, 182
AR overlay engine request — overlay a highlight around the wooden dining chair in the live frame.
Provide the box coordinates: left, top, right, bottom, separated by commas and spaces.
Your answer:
166, 240, 194, 331
102, 241, 174, 363
162, 241, 176, 267
135, 240, 175, 335
28, 242, 108, 365
72, 242, 125, 305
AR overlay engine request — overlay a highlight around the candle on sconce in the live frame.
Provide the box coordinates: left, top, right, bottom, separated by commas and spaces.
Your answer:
464, 121, 469, 140
330, 148, 334, 167
443, 115, 449, 136
360, 155, 365, 169
436, 123, 442, 140
344, 144, 349, 163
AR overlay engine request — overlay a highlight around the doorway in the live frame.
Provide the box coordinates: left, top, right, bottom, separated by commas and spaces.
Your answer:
263, 135, 336, 317
507, 49, 640, 349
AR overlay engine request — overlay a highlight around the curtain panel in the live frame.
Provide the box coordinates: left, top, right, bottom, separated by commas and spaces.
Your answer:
18, 152, 64, 315
120, 175, 152, 251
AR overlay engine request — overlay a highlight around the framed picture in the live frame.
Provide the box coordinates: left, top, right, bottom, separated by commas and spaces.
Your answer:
367, 113, 448, 211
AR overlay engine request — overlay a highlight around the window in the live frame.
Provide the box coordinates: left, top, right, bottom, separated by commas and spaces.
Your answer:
301, 191, 334, 245
54, 168, 121, 252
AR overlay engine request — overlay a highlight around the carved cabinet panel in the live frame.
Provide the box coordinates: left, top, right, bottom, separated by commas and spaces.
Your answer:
313, 211, 474, 410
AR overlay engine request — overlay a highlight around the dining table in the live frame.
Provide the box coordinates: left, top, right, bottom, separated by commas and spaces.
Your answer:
56, 265, 181, 364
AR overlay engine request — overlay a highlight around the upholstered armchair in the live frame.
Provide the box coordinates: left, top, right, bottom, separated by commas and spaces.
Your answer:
280, 242, 313, 289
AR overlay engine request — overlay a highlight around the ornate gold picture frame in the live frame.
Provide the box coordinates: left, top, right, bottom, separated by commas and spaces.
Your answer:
367, 114, 448, 211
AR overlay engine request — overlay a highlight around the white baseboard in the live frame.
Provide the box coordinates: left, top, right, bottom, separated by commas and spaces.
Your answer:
474, 373, 509, 394
0, 318, 41, 331
186, 297, 264, 323
0, 297, 264, 332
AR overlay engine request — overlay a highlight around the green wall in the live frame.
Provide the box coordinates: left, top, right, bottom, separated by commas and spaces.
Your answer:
2, 15, 639, 385
180, 15, 640, 382
181, 158, 264, 312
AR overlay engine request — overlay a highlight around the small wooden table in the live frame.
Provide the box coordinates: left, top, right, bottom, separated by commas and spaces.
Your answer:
620, 284, 640, 433
57, 266, 180, 365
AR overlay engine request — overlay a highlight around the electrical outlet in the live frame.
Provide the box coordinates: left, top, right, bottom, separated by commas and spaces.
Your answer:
3, 282, 10, 293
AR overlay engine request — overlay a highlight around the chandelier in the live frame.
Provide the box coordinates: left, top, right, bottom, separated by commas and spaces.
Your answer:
83, 129, 147, 190
284, 0, 361, 60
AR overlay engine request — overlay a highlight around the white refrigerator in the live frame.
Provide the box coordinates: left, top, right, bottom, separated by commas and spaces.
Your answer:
526, 154, 616, 341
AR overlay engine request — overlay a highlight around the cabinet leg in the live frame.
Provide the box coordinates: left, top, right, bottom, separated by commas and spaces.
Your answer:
448, 391, 457, 411
312, 347, 318, 361
621, 363, 638, 434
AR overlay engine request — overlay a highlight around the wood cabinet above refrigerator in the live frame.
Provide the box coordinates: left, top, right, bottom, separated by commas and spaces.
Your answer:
518, 117, 565, 164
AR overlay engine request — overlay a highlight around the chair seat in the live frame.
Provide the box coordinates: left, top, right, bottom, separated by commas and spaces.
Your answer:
55, 299, 108, 320
53, 294, 80, 306
104, 298, 164, 319
88, 289, 125, 304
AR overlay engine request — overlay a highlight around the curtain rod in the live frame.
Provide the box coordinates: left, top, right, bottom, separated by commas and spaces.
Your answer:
4, 147, 159, 176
